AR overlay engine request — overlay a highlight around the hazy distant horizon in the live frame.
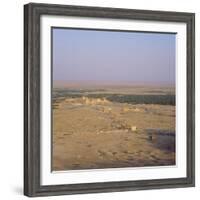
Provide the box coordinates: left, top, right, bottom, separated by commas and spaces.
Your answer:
53, 80, 175, 89
53, 28, 176, 85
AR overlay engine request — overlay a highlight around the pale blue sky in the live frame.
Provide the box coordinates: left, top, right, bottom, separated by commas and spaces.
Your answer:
52, 28, 175, 85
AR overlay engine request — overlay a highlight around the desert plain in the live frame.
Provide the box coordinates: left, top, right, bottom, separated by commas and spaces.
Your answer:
52, 84, 176, 171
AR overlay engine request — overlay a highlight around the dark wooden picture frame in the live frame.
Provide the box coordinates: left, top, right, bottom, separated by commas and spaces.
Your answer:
24, 3, 195, 197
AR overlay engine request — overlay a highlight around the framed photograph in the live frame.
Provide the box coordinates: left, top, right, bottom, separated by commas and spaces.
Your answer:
24, 3, 195, 197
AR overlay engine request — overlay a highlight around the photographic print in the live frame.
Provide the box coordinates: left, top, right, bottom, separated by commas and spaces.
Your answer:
24, 3, 195, 196
52, 28, 176, 171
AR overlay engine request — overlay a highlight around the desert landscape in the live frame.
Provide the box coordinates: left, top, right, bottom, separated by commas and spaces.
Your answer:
52, 28, 176, 171
52, 84, 176, 171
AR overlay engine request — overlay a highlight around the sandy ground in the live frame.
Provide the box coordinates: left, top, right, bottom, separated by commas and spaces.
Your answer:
52, 97, 175, 171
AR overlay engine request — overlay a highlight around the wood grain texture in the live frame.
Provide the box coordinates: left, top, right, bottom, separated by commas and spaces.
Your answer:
24, 3, 195, 197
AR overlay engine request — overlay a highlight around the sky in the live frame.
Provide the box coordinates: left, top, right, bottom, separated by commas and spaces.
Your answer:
52, 28, 176, 85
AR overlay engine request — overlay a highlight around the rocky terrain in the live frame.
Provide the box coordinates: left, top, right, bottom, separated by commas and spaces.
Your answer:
52, 93, 175, 171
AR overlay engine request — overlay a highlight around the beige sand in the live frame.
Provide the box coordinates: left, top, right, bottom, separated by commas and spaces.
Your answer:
52, 97, 175, 171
